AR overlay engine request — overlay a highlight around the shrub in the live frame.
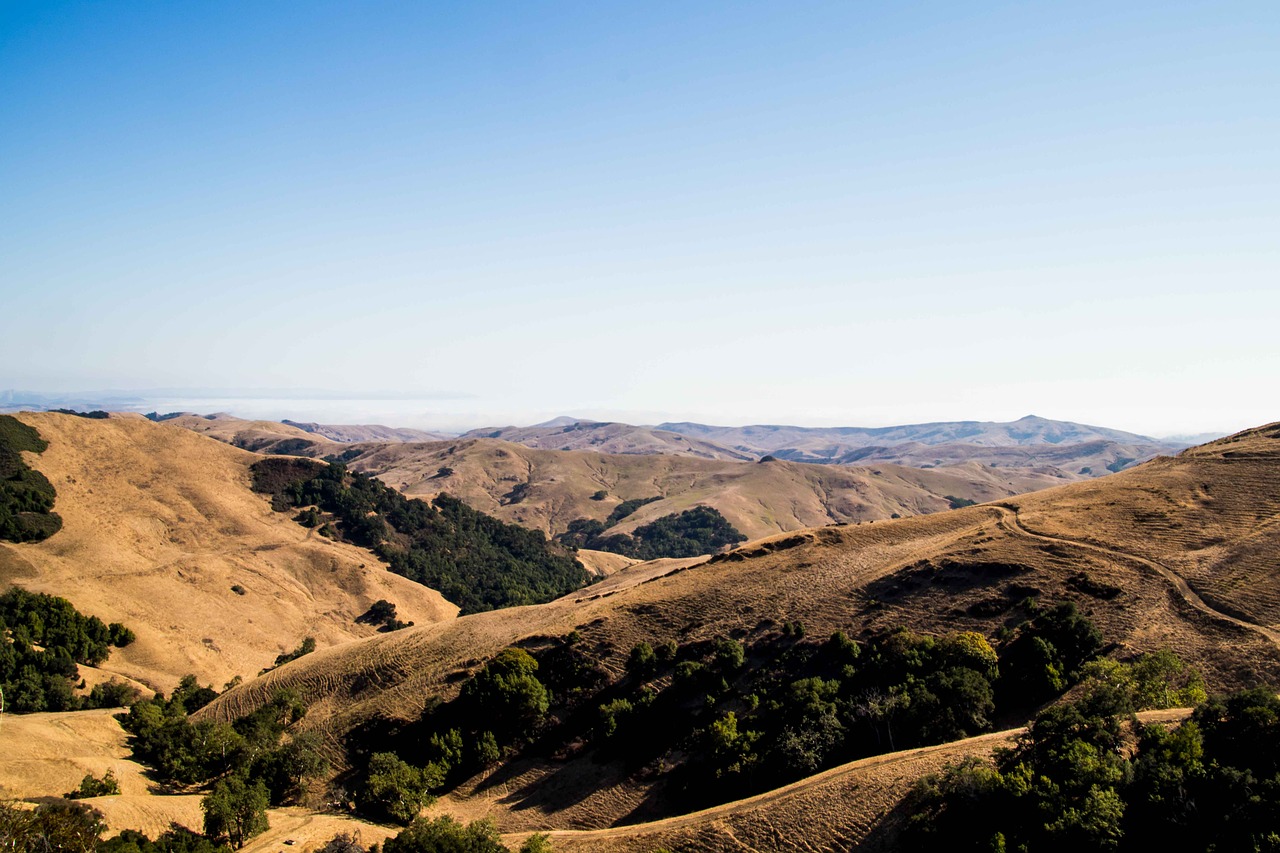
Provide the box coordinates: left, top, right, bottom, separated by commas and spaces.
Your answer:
66, 769, 120, 799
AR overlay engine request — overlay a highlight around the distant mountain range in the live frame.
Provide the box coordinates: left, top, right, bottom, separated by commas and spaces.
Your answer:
281, 419, 449, 443
457, 414, 1187, 472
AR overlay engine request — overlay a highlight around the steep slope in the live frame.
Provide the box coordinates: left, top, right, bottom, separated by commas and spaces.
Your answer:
201, 423, 1280, 838
0, 413, 456, 692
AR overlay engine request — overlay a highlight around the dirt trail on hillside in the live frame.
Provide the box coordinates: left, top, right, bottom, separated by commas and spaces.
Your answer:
524, 707, 1191, 851
991, 505, 1280, 649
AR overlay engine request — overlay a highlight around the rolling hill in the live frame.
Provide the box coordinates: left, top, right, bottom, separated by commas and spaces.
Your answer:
460, 419, 752, 460
156, 414, 1083, 540
280, 420, 450, 443
659, 413, 1172, 451
0, 412, 456, 693
198, 422, 1280, 846
336, 437, 1075, 540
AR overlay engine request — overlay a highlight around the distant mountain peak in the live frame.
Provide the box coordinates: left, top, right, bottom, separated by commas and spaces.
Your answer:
534, 416, 598, 428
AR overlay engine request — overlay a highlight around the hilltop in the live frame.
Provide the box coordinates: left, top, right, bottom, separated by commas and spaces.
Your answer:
199, 423, 1280, 844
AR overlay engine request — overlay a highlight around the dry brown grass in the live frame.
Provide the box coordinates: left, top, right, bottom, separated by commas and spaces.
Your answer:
198, 422, 1280, 842
0, 413, 456, 693
351, 438, 1073, 540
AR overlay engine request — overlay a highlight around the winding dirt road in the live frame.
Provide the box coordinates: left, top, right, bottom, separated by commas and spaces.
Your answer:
989, 505, 1280, 649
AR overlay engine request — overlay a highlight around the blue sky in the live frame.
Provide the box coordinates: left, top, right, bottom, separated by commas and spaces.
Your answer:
1, 1, 1276, 434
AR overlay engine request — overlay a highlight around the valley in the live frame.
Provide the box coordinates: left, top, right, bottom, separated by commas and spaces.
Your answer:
2, 413, 1278, 852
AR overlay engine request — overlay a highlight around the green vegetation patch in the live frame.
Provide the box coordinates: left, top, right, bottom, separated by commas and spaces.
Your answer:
250, 458, 591, 615
0, 587, 137, 712
0, 414, 62, 542
358, 602, 1128, 818
557, 504, 746, 560
902, 679, 1276, 852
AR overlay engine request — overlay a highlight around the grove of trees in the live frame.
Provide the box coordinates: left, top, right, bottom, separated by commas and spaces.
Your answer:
0, 587, 138, 712
250, 458, 591, 614
0, 415, 62, 542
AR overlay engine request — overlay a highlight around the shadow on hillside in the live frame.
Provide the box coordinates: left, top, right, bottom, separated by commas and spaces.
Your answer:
855, 794, 920, 853
468, 750, 662, 823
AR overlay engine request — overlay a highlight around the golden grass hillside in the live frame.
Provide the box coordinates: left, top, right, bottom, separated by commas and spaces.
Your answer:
0, 413, 456, 693
350, 438, 1072, 540
201, 423, 1280, 839
161, 414, 1089, 540
460, 419, 754, 460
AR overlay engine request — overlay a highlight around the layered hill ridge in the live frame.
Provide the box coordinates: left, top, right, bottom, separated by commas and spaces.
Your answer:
659, 413, 1167, 450
459, 420, 753, 460
281, 420, 450, 443
657, 414, 1184, 467
316, 438, 1074, 540
200, 422, 1280, 844
156, 414, 1082, 540
0, 413, 457, 692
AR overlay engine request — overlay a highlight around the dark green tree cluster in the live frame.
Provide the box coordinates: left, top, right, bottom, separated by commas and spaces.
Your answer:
0, 587, 137, 712
51, 409, 111, 419
119, 680, 327, 812
556, 505, 746, 560
381, 816, 551, 853
250, 458, 591, 614
0, 415, 62, 542
352, 648, 555, 824
357, 600, 413, 632
0, 799, 111, 852
903, 682, 1278, 853
0, 799, 228, 853
355, 605, 1106, 820
67, 770, 121, 799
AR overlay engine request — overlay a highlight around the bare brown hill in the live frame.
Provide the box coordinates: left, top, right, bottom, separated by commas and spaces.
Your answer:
660, 415, 1182, 472
347, 438, 1073, 540
201, 423, 1280, 839
157, 414, 1077, 539
281, 420, 450, 443
461, 419, 753, 460
157, 413, 338, 456
0, 413, 456, 692
660, 413, 1174, 451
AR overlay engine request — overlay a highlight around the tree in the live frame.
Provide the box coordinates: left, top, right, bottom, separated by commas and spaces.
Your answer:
382, 815, 509, 853
358, 752, 439, 825
0, 800, 105, 853
202, 774, 270, 848
459, 649, 550, 744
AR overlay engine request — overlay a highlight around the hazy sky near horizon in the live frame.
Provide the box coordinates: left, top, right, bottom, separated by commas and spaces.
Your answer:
2, 2, 1277, 436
